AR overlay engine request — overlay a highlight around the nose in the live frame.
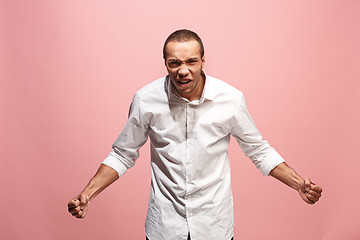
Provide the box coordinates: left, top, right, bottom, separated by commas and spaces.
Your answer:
178, 65, 189, 78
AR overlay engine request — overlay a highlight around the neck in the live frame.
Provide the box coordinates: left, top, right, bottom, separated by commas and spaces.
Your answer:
187, 72, 205, 102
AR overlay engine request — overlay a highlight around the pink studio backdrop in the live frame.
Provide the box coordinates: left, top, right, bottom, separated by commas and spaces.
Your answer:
1, 1, 359, 239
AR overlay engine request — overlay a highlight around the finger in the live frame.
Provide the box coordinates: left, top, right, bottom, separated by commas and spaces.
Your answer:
302, 196, 314, 205
80, 210, 87, 218
307, 199, 315, 205
68, 206, 81, 214
68, 199, 80, 208
68, 202, 80, 211
305, 193, 319, 203
72, 209, 82, 216
76, 210, 86, 219
308, 190, 321, 199
311, 184, 323, 194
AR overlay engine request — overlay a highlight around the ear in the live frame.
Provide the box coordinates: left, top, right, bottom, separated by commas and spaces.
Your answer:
201, 55, 205, 68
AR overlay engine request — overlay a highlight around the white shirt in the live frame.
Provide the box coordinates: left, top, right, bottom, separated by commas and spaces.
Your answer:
102, 73, 285, 240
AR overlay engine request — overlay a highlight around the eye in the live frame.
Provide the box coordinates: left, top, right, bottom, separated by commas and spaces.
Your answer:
187, 59, 198, 65
168, 61, 180, 67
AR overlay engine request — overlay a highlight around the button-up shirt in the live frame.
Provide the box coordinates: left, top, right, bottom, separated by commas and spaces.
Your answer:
102, 73, 285, 240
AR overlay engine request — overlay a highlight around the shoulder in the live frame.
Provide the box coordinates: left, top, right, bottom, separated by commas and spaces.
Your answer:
206, 75, 245, 101
135, 76, 167, 101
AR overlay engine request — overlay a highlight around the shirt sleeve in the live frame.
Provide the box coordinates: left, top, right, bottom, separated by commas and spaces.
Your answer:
102, 93, 149, 177
230, 92, 285, 176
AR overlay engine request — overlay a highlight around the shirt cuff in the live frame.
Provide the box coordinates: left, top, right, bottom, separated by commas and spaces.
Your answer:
259, 150, 286, 176
102, 150, 128, 177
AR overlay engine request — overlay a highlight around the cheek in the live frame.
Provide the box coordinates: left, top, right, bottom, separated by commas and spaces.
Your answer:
191, 67, 202, 77
190, 65, 202, 72
169, 74, 178, 84
168, 68, 178, 75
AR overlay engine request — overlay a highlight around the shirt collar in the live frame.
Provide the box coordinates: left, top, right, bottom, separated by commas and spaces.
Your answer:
166, 70, 214, 103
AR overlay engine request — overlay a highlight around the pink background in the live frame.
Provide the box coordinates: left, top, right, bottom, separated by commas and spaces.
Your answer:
1, 0, 359, 239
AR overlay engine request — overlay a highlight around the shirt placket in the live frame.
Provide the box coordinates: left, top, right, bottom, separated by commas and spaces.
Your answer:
185, 103, 193, 231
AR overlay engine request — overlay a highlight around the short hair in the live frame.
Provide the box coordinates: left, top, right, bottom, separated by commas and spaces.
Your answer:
163, 29, 204, 59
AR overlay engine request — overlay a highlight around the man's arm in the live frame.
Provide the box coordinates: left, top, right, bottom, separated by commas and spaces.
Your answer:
67, 93, 149, 219
67, 164, 119, 218
269, 162, 322, 204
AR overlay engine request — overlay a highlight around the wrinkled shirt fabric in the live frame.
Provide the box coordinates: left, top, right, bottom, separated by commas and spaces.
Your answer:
102, 73, 285, 240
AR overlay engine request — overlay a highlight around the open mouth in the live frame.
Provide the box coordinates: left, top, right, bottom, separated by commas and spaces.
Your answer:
177, 79, 191, 88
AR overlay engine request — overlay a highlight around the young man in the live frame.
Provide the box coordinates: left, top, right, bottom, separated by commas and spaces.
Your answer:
68, 29, 322, 240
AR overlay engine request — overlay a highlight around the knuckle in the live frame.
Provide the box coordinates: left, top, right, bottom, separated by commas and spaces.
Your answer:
71, 210, 82, 216
76, 213, 85, 219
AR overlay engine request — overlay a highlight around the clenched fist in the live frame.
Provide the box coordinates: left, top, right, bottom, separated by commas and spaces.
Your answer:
298, 178, 322, 204
67, 164, 119, 219
68, 193, 90, 219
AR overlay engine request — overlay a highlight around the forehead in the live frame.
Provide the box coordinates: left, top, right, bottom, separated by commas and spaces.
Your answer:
165, 40, 201, 60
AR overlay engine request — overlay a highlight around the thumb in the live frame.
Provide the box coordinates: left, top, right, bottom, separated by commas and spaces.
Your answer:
79, 193, 90, 208
304, 178, 311, 192
299, 178, 311, 193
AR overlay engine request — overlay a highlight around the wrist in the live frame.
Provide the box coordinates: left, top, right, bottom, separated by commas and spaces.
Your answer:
82, 179, 101, 201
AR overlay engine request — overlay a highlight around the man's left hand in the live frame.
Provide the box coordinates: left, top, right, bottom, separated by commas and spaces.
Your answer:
298, 178, 322, 204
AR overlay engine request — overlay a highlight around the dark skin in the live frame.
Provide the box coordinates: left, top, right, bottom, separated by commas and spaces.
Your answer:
68, 40, 322, 219
269, 162, 322, 204
68, 164, 118, 218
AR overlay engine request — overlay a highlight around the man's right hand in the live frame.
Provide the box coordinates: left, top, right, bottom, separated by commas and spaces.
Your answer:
66, 164, 119, 219
67, 193, 90, 219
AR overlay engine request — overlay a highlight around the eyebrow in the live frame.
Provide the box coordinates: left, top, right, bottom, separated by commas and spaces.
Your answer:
167, 57, 199, 62
188, 57, 199, 61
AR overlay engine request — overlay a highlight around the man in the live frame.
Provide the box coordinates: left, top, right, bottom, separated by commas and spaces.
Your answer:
68, 29, 322, 240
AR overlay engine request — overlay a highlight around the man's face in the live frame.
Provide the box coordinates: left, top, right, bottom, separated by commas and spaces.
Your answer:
164, 40, 205, 101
